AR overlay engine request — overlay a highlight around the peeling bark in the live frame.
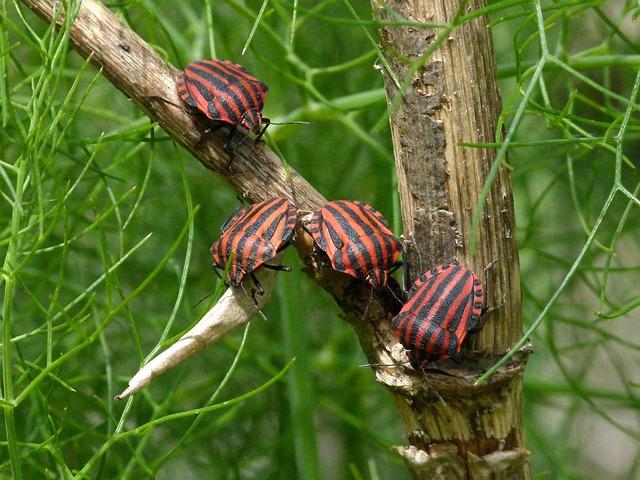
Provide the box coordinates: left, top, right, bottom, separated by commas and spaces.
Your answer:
371, 0, 530, 478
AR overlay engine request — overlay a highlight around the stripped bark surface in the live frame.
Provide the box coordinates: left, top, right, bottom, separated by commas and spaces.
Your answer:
372, 0, 529, 478
23, 0, 530, 478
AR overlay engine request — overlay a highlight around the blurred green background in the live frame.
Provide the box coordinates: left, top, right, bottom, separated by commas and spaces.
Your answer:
1, 0, 639, 478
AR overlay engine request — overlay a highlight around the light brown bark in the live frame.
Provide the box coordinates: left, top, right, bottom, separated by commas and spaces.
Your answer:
22, 0, 325, 211
23, 0, 530, 478
372, 0, 530, 478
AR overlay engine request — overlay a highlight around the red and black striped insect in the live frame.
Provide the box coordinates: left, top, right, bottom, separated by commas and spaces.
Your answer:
391, 263, 486, 367
177, 59, 270, 144
305, 200, 402, 289
210, 196, 296, 298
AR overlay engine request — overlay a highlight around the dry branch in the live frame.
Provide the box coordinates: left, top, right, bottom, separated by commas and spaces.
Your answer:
23, 0, 530, 477
22, 0, 325, 210
116, 259, 281, 400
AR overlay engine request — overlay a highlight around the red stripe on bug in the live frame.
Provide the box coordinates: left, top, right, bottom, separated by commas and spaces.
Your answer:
177, 73, 197, 108
206, 60, 264, 112
391, 264, 488, 366
184, 67, 242, 122
178, 59, 269, 136
422, 268, 468, 331
183, 71, 216, 115
196, 60, 265, 130
211, 197, 296, 287
334, 201, 390, 268
306, 200, 401, 289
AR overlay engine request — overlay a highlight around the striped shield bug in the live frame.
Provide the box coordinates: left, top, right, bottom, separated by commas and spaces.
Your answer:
391, 263, 487, 367
177, 59, 270, 146
210, 196, 296, 298
305, 200, 402, 290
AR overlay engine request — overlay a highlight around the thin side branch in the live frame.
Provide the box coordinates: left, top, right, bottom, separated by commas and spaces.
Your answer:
116, 261, 281, 400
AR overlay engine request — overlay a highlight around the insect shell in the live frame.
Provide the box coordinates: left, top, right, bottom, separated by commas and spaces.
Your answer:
177, 59, 269, 136
305, 200, 402, 289
210, 196, 296, 287
391, 263, 486, 367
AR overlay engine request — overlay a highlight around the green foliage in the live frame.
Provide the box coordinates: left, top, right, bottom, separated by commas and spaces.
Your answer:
0, 0, 639, 478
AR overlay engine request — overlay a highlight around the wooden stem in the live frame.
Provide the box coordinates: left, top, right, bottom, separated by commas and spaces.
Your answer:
371, 0, 530, 477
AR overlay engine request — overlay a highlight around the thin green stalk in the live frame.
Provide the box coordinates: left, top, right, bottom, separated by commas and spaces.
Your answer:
14, 206, 197, 407
547, 305, 640, 441
148, 323, 252, 475
470, 0, 549, 252
75, 358, 295, 479
0, 0, 10, 126
1, 159, 27, 480
123, 134, 154, 230
241, 0, 270, 56
476, 186, 617, 384
279, 274, 320, 480
145, 157, 194, 359
46, 207, 69, 365
204, 0, 217, 58
371, 5, 459, 132
290, 0, 298, 47
498, 54, 640, 78
342, 0, 401, 92
598, 180, 640, 314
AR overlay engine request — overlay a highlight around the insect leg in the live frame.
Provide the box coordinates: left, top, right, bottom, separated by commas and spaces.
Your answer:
192, 292, 214, 308
262, 264, 292, 272
402, 259, 411, 294
419, 367, 448, 407
385, 284, 405, 305
223, 124, 238, 153
358, 360, 410, 368
212, 265, 223, 279
467, 260, 501, 333
239, 282, 267, 319
250, 272, 265, 298
255, 117, 270, 142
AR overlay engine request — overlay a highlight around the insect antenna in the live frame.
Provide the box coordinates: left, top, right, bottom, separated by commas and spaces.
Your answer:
262, 264, 292, 272
211, 264, 223, 279
192, 292, 214, 308
360, 285, 376, 327
360, 356, 447, 407
419, 367, 448, 407
223, 123, 238, 153
239, 281, 268, 321
385, 284, 404, 305
358, 360, 411, 368
268, 121, 310, 126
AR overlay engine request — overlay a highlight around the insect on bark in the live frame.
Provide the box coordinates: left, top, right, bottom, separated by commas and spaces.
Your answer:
305, 200, 402, 290
177, 59, 270, 148
210, 196, 296, 300
391, 263, 487, 367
